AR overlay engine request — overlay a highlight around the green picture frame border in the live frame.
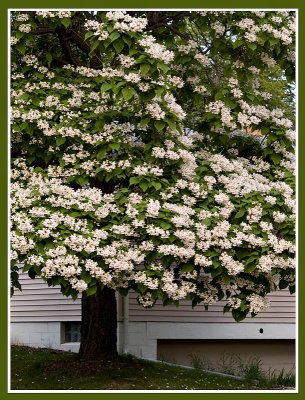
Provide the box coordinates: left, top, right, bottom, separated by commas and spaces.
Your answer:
1, 1, 303, 399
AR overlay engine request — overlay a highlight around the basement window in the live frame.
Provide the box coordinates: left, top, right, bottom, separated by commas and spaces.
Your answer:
63, 322, 81, 343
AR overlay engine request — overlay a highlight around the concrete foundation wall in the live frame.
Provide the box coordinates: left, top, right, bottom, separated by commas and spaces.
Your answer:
11, 322, 79, 353
157, 339, 295, 374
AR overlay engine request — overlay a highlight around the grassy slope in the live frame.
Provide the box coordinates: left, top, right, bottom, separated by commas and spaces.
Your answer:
10, 346, 285, 391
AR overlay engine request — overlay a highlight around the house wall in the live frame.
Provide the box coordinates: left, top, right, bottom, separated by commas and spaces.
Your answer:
11, 274, 296, 323
10, 273, 296, 371
11, 274, 82, 322
128, 291, 296, 323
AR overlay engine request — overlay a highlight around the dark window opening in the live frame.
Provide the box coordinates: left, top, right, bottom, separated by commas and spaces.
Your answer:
63, 322, 81, 343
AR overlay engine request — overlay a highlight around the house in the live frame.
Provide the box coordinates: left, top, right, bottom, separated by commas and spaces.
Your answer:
10, 272, 296, 373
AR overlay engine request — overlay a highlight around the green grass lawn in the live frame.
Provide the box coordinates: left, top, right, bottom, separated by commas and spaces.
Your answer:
10, 346, 292, 391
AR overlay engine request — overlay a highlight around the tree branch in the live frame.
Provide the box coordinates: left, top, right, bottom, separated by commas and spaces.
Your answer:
68, 28, 103, 69
31, 27, 56, 35
56, 27, 82, 67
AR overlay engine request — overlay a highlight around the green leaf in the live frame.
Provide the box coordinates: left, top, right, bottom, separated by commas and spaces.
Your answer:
202, 218, 212, 227
165, 118, 177, 131
244, 264, 257, 273
71, 291, 78, 300
122, 86, 136, 101
279, 279, 289, 289
182, 264, 194, 272
247, 42, 257, 51
235, 209, 246, 218
61, 17, 71, 28
261, 126, 269, 135
137, 283, 147, 294
35, 243, 44, 253
76, 176, 88, 186
235, 248, 250, 260
232, 309, 247, 322
16, 42, 26, 54
155, 87, 165, 97
152, 182, 162, 190
270, 153, 281, 165
97, 148, 107, 160
22, 264, 31, 272
86, 286, 97, 296
27, 156, 35, 165
113, 38, 124, 54
109, 142, 120, 151
109, 31, 120, 42
46, 53, 52, 63
123, 35, 132, 47
154, 121, 166, 131
211, 267, 223, 278
160, 222, 171, 230
84, 31, 94, 40
56, 136, 66, 147
139, 181, 148, 191
194, 93, 202, 107
15, 31, 24, 39
140, 63, 151, 75
100, 82, 113, 92
129, 176, 140, 185
140, 117, 150, 126
157, 62, 170, 73
89, 40, 100, 55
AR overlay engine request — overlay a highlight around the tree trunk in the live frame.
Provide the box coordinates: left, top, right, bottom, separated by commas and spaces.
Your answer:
79, 285, 118, 360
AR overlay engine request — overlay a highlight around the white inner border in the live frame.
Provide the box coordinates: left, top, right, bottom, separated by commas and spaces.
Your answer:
7, 7, 299, 395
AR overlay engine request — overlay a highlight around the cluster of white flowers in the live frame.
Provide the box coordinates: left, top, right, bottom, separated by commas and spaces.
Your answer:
146, 199, 161, 218
10, 36, 19, 45
237, 14, 294, 45
106, 11, 147, 32
247, 204, 263, 224
227, 297, 242, 309
194, 254, 212, 267
137, 292, 155, 307
146, 102, 165, 120
164, 93, 186, 120
19, 24, 31, 33
36, 11, 72, 18
84, 19, 109, 41
246, 294, 270, 314
194, 53, 209, 65
85, 259, 112, 285
273, 211, 286, 223
10, 11, 295, 318
138, 35, 175, 64
16, 14, 29, 21
219, 253, 244, 275
211, 21, 226, 36
133, 163, 163, 176
117, 54, 136, 68
11, 232, 35, 254
206, 101, 236, 129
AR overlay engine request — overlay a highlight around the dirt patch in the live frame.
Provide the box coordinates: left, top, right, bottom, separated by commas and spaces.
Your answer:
43, 357, 145, 377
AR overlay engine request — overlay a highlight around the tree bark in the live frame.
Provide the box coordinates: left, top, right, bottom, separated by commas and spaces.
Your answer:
79, 285, 118, 360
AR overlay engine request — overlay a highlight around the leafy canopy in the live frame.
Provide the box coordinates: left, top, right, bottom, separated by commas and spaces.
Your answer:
11, 10, 295, 321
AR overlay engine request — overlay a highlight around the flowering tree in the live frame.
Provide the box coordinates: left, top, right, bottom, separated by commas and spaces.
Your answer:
10, 10, 296, 360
